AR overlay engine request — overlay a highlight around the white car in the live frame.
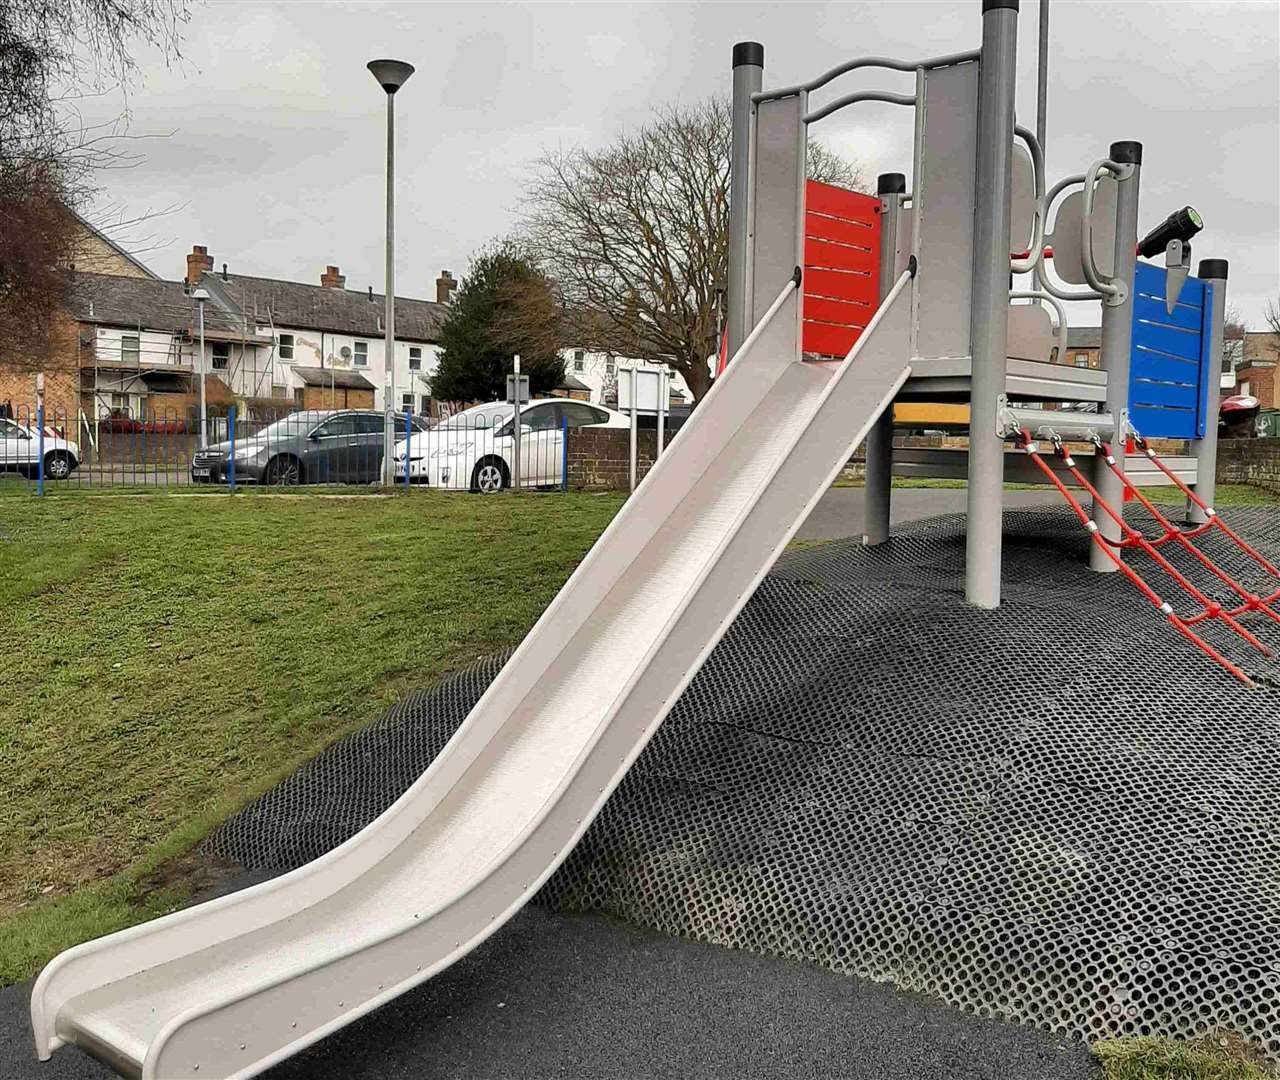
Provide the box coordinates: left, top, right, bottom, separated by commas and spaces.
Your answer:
394, 399, 629, 492
0, 416, 80, 480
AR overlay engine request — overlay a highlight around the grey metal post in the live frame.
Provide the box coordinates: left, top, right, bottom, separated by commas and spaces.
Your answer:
965, 0, 1020, 609
196, 295, 207, 449
512, 354, 522, 490
382, 88, 397, 486
656, 368, 666, 457
727, 42, 764, 358
1033, 0, 1049, 291
1088, 140, 1142, 570
628, 366, 638, 492
864, 172, 906, 547
1190, 258, 1228, 523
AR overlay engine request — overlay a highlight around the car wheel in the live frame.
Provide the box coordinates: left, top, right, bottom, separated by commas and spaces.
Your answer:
43, 451, 74, 481
265, 455, 302, 485
471, 458, 509, 494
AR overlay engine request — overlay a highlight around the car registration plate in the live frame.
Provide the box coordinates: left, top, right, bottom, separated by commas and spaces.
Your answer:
192, 468, 211, 478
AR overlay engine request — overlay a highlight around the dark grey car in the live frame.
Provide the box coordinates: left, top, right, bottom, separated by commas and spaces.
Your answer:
190, 409, 429, 485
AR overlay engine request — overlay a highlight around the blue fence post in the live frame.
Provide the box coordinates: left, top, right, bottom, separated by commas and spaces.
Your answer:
404, 407, 412, 489
561, 416, 569, 491
36, 402, 45, 496
228, 406, 237, 492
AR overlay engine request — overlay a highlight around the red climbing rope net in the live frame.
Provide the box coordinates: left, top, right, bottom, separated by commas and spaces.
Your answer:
1014, 427, 1280, 688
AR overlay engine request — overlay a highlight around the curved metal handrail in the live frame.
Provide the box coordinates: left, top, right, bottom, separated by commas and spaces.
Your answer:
1081, 157, 1133, 304
1035, 172, 1101, 302
753, 49, 979, 103
803, 90, 916, 124
1011, 124, 1046, 273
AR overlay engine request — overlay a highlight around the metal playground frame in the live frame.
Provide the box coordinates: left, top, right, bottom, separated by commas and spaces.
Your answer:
725, 0, 1241, 621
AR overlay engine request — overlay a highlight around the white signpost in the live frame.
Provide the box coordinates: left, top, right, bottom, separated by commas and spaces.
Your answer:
617, 366, 670, 492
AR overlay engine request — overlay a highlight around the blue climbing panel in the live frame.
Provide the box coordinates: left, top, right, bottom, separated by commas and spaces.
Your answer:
1128, 261, 1215, 439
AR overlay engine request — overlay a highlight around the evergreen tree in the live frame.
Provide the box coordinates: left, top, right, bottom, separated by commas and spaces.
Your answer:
430, 244, 566, 403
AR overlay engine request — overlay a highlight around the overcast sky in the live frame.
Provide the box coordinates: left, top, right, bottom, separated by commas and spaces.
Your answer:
79, 0, 1279, 328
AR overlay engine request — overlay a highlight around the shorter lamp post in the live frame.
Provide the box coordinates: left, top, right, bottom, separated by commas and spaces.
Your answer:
191, 287, 210, 447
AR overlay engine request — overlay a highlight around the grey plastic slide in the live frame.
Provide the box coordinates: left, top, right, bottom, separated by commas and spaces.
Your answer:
31, 270, 914, 1079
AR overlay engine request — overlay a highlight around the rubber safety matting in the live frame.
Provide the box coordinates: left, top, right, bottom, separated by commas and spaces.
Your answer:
204, 505, 1280, 1055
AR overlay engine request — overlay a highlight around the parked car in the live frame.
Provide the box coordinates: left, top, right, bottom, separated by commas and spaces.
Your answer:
190, 409, 430, 485
393, 399, 629, 491
0, 416, 80, 480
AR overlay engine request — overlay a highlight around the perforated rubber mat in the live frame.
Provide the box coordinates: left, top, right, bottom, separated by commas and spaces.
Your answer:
204, 505, 1280, 1054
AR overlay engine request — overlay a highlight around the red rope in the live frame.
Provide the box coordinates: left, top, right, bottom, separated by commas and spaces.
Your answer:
1049, 443, 1270, 656
1097, 442, 1280, 632
1015, 430, 1256, 688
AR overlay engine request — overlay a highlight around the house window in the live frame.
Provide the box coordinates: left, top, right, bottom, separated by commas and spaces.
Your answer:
278, 333, 295, 361
605, 356, 616, 374
121, 334, 140, 364
110, 393, 129, 412
573, 349, 585, 373
1074, 356, 1089, 368
211, 342, 230, 370
401, 393, 415, 413
420, 394, 431, 415
353, 341, 368, 366
409, 346, 422, 371
272, 384, 288, 399
1240, 380, 1251, 398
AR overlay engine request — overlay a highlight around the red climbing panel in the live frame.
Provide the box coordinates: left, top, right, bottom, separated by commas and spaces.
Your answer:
802, 180, 881, 359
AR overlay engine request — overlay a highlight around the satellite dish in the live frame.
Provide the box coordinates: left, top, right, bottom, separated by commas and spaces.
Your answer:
339, 345, 352, 360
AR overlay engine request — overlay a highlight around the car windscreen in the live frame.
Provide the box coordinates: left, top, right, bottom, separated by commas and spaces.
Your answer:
438, 407, 509, 430
253, 413, 328, 439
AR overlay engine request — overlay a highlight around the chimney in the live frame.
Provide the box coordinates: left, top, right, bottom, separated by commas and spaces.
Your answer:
436, 269, 457, 304
320, 264, 346, 289
185, 244, 213, 286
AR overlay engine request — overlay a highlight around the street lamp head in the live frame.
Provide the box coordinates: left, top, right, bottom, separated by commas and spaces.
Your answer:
367, 59, 415, 94
190, 287, 210, 301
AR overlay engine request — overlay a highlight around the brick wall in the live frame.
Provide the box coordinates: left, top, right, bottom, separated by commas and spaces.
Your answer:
566, 427, 658, 490
1216, 438, 1280, 494
0, 368, 79, 423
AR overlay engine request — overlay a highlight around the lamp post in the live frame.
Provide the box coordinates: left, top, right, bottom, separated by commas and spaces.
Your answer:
368, 58, 414, 485
191, 287, 210, 448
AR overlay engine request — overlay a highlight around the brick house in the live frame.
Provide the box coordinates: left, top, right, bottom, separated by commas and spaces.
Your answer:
1235, 331, 1279, 409
1063, 326, 1101, 370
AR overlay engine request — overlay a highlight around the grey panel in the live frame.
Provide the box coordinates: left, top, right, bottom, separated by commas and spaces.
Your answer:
913, 61, 979, 360
1007, 302, 1053, 362
749, 94, 805, 347
1010, 142, 1036, 256
1049, 180, 1116, 286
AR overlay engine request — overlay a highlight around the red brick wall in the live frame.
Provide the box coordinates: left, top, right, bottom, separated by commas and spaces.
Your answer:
1216, 438, 1280, 494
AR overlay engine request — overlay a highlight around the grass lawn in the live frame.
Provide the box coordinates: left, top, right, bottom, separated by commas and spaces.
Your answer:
1094, 1034, 1274, 1079
0, 488, 623, 984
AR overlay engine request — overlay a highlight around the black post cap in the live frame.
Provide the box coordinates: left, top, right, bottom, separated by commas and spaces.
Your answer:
877, 173, 907, 195
1198, 258, 1229, 281
982, 0, 1019, 11
1110, 140, 1143, 165
733, 42, 764, 68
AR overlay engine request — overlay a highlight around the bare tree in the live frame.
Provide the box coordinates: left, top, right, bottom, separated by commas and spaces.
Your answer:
1223, 303, 1247, 372
1, 0, 188, 371
520, 98, 863, 401
1265, 296, 1280, 339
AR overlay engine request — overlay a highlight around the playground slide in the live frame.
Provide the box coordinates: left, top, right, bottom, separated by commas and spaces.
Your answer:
31, 269, 914, 1080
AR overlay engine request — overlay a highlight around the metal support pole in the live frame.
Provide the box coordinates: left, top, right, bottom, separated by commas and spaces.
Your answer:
727, 41, 764, 358
1190, 258, 1228, 523
1089, 140, 1142, 570
1032, 0, 1049, 291
228, 405, 237, 492
36, 399, 45, 496
382, 89, 398, 486
965, 0, 1020, 609
628, 366, 638, 493
656, 369, 666, 457
404, 406, 412, 489
512, 354, 522, 491
196, 298, 207, 449
560, 414, 569, 491
864, 172, 905, 547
